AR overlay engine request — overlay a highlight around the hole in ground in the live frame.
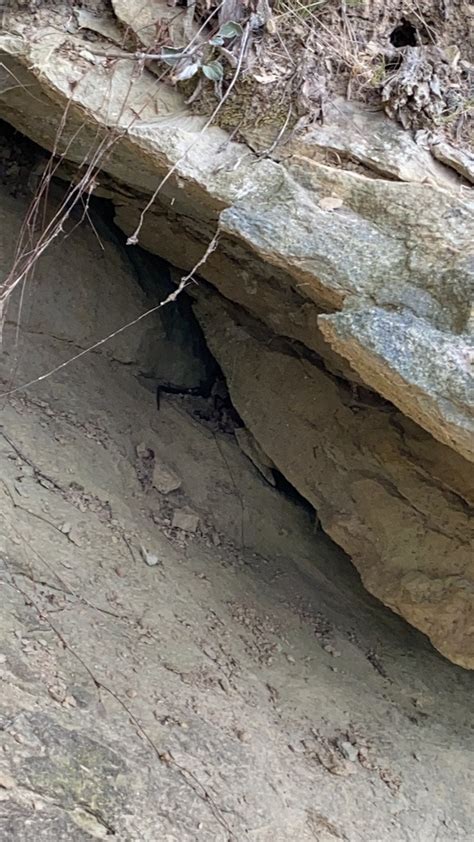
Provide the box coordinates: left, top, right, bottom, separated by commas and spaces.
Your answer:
390, 18, 418, 47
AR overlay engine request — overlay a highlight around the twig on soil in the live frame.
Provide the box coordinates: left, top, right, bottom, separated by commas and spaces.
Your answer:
0, 467, 136, 624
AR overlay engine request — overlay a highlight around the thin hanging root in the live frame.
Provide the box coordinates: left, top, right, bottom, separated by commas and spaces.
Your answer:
0, 224, 221, 399
127, 23, 250, 246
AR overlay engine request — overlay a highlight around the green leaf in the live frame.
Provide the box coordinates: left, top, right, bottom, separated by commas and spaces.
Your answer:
209, 34, 225, 46
161, 46, 187, 66
217, 21, 244, 39
174, 60, 201, 81
202, 60, 224, 81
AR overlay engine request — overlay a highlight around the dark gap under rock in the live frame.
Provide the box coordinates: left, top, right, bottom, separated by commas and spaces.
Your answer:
390, 19, 418, 48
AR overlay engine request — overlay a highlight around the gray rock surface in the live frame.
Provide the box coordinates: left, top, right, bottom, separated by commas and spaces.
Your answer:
286, 97, 459, 188
319, 308, 474, 462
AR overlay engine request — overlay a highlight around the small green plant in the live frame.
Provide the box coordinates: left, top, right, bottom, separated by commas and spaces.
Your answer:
161, 21, 244, 84
370, 59, 386, 87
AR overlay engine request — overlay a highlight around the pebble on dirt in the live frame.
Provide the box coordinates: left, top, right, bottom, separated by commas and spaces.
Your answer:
340, 741, 359, 763
172, 508, 200, 533
152, 461, 181, 495
140, 546, 162, 567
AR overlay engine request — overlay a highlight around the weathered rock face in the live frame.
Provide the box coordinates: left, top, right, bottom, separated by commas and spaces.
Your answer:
0, 4, 473, 666
194, 291, 474, 669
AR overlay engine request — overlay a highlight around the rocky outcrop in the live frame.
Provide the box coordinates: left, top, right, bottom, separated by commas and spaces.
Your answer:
194, 291, 474, 670
0, 4, 473, 666
320, 309, 474, 463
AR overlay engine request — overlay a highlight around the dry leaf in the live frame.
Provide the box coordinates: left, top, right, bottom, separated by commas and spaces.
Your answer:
253, 71, 279, 84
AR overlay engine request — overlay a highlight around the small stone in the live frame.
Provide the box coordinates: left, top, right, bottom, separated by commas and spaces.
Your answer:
323, 644, 341, 657
48, 685, 66, 704
172, 508, 200, 533
288, 741, 305, 754
316, 749, 353, 777
327, 760, 352, 777
340, 741, 359, 762
0, 654, 6, 664
79, 48, 97, 63
140, 546, 162, 567
285, 653, 296, 664
357, 746, 376, 770
319, 195, 344, 211
0, 773, 15, 790
14, 480, 28, 497
32, 799, 44, 811
59, 522, 72, 535
235, 728, 249, 742
152, 462, 181, 495
218, 676, 230, 694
